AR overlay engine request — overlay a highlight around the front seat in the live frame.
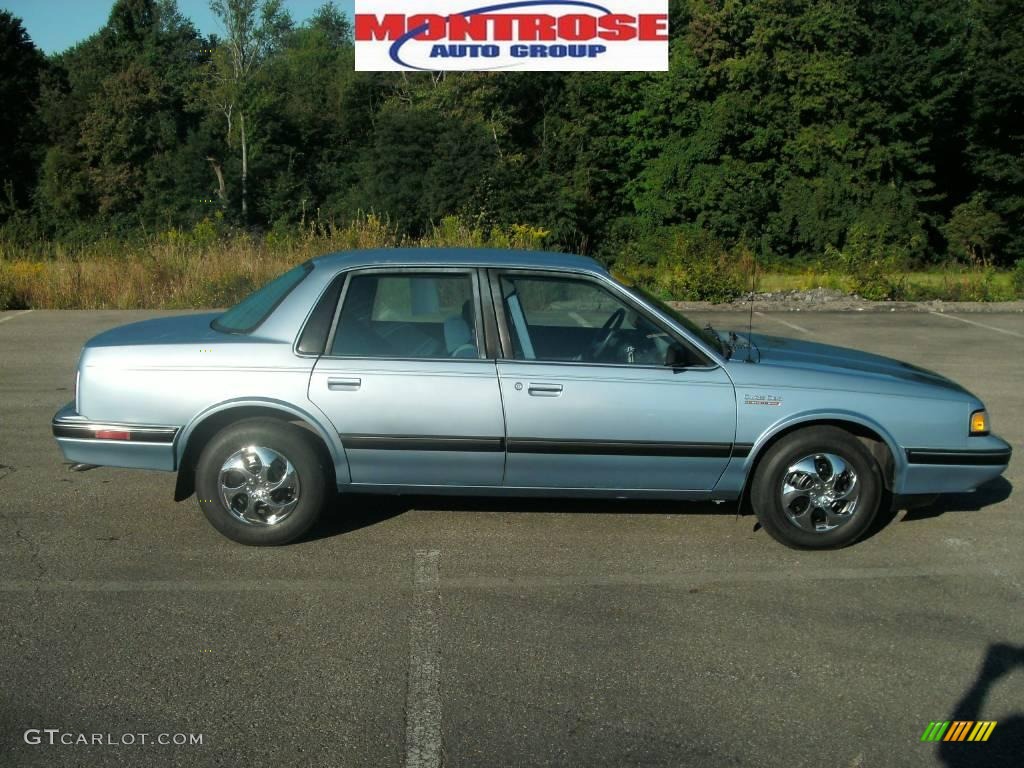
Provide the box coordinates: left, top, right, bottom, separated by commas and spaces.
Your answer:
444, 300, 478, 358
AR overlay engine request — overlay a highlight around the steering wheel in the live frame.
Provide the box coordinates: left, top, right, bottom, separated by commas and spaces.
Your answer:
589, 308, 626, 361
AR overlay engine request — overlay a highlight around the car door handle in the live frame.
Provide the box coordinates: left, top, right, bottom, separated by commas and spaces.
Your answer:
327, 377, 361, 391
528, 383, 563, 397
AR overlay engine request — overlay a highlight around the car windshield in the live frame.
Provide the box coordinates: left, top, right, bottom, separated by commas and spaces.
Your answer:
627, 285, 729, 357
212, 263, 312, 334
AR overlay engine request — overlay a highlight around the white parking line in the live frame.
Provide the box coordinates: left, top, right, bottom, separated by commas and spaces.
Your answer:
928, 311, 1024, 339
405, 549, 443, 768
754, 311, 811, 335
0, 309, 34, 325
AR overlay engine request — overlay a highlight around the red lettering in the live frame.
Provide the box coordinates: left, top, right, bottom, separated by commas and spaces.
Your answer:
637, 14, 668, 41
354, 14, 407, 41
354, 12, 665, 44
490, 15, 515, 41
409, 14, 447, 41
517, 14, 557, 42
558, 14, 597, 41
598, 14, 637, 41
447, 14, 490, 41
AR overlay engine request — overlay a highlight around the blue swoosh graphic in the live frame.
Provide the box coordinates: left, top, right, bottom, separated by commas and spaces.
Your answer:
388, 0, 614, 71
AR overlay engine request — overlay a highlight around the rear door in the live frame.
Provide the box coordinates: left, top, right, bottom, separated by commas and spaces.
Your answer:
490, 269, 737, 492
308, 268, 505, 487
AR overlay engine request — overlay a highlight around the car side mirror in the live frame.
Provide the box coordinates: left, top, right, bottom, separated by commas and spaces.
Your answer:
665, 345, 688, 368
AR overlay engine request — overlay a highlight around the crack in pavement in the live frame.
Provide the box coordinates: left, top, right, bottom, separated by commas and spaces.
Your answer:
0, 466, 42, 583
14, 527, 47, 582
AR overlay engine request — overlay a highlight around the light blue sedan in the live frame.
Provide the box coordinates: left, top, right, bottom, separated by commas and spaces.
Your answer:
52, 249, 1012, 548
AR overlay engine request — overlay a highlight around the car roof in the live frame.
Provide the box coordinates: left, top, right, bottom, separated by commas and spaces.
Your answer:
311, 247, 608, 275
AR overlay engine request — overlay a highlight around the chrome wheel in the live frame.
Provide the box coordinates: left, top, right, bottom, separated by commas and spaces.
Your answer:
780, 453, 860, 533
218, 445, 301, 526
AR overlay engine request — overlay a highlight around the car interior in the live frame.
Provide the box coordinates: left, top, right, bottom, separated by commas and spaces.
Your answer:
500, 276, 690, 366
327, 271, 695, 366
331, 274, 479, 359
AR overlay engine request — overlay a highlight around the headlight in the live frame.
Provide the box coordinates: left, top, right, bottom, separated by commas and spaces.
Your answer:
970, 410, 989, 436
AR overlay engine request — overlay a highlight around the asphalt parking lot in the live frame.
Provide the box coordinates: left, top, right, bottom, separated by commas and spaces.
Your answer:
0, 308, 1021, 768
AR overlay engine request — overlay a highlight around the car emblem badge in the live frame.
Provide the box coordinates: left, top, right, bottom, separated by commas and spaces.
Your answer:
744, 393, 782, 407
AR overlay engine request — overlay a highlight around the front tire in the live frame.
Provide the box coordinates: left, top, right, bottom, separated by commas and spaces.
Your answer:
195, 418, 329, 546
750, 426, 882, 550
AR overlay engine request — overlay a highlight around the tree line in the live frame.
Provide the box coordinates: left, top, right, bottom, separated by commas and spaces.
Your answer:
0, 0, 1021, 269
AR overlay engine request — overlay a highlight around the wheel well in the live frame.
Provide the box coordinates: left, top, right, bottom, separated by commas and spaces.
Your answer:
741, 420, 895, 503
173, 406, 335, 501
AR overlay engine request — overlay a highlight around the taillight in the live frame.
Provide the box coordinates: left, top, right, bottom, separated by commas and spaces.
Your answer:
95, 430, 131, 440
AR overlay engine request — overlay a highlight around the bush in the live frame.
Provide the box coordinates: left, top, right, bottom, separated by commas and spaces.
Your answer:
0, 267, 14, 310
613, 227, 748, 303
896, 264, 1016, 302
192, 274, 257, 308
826, 222, 908, 300
944, 196, 1005, 266
1013, 259, 1024, 299
422, 215, 550, 250
0, 261, 44, 309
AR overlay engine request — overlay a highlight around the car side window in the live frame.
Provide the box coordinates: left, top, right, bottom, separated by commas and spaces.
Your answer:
499, 274, 693, 366
331, 273, 479, 359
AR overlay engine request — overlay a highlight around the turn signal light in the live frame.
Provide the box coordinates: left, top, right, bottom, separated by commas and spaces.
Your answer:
970, 410, 989, 436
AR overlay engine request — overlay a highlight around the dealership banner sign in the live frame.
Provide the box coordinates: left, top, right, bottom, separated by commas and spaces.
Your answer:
354, 1, 669, 72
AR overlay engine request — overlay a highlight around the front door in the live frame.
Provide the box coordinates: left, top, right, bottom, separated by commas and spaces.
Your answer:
491, 271, 737, 491
309, 268, 505, 487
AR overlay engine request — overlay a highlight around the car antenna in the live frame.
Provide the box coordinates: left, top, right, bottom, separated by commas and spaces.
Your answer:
745, 245, 757, 362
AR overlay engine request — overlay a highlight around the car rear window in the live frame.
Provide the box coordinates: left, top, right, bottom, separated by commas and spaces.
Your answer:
212, 263, 313, 334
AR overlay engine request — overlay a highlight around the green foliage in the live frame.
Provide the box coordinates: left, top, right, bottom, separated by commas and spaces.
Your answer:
1012, 260, 1024, 299
615, 228, 748, 303
422, 216, 550, 250
33, 0, 208, 233
900, 267, 1015, 302
0, 11, 47, 218
825, 222, 908, 301
945, 196, 1006, 266
964, 0, 1024, 263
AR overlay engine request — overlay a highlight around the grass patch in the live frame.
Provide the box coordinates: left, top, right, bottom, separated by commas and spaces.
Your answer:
0, 215, 550, 310
1, 217, 1021, 309
754, 268, 1018, 302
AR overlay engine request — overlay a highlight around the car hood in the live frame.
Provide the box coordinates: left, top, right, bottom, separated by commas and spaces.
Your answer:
740, 332, 971, 396
86, 312, 223, 347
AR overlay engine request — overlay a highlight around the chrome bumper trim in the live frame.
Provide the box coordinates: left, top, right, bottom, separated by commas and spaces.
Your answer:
52, 405, 178, 445
905, 447, 1012, 466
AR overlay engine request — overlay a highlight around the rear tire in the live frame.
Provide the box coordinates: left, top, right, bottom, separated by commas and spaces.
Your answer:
195, 418, 328, 546
750, 426, 882, 550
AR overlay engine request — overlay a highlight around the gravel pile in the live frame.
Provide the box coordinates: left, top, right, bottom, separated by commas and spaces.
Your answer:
670, 290, 1024, 314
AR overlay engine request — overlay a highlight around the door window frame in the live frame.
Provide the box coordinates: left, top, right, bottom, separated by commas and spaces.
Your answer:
318, 266, 492, 362
293, 271, 347, 358
485, 268, 719, 371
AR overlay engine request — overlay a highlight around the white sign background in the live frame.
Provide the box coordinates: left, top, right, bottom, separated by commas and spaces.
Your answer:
355, 0, 669, 72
